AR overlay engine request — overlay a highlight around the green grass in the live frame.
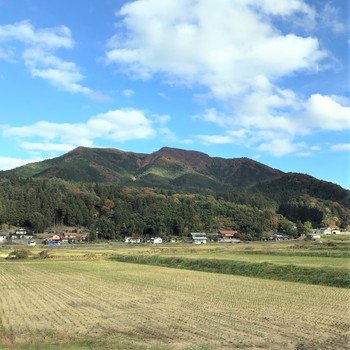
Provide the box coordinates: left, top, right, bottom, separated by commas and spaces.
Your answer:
162, 251, 350, 269
111, 254, 350, 288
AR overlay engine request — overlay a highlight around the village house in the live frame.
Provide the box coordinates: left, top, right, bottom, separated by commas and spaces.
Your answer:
61, 232, 84, 242
45, 235, 61, 244
45, 232, 84, 245
9, 228, 33, 240
209, 230, 240, 243
318, 226, 341, 235
217, 230, 239, 243
152, 237, 163, 244
0, 233, 7, 242
125, 235, 141, 244
189, 232, 207, 244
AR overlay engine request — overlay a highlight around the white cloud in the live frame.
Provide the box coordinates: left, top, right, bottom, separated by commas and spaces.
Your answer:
0, 47, 16, 62
304, 94, 350, 131
197, 134, 235, 145
0, 20, 73, 48
20, 142, 76, 153
104, 0, 347, 157
87, 109, 155, 141
23, 48, 92, 94
253, 0, 315, 17
195, 109, 231, 128
296, 152, 312, 157
236, 81, 301, 134
331, 144, 350, 151
258, 139, 306, 156
122, 89, 135, 97
0, 20, 97, 96
0, 156, 44, 171
319, 3, 347, 34
194, 91, 350, 155
106, 0, 325, 99
2, 108, 160, 151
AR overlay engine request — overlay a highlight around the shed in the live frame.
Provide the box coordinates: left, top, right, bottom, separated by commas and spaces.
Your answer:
125, 235, 141, 244
190, 233, 207, 244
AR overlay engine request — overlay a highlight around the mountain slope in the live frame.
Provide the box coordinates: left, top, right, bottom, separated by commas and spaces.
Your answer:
1, 146, 349, 228
0, 146, 283, 189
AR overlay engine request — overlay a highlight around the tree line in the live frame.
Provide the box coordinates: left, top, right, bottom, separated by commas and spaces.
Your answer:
0, 177, 348, 240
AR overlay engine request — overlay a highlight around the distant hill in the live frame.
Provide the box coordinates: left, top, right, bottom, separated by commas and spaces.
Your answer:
1, 146, 349, 203
0, 146, 283, 189
1, 146, 349, 231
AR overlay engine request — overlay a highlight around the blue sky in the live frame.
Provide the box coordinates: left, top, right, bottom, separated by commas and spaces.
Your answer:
0, 0, 349, 188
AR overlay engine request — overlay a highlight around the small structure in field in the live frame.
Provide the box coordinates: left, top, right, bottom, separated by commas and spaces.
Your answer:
269, 233, 289, 241
45, 235, 61, 245
60, 232, 84, 242
217, 230, 239, 243
152, 237, 163, 244
0, 233, 7, 242
190, 232, 207, 244
319, 226, 341, 235
209, 230, 240, 243
125, 235, 141, 244
9, 228, 34, 240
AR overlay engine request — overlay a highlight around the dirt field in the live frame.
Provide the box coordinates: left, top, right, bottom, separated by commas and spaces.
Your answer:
0, 259, 349, 350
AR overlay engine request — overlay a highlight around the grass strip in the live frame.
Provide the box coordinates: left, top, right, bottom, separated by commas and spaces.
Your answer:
111, 254, 350, 288
241, 250, 350, 258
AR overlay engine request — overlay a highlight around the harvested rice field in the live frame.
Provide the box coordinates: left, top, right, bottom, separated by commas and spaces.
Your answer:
0, 259, 349, 350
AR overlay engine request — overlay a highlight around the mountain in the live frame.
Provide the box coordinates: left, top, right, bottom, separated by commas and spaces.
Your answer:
0, 146, 349, 206
1, 146, 349, 230
0, 146, 283, 189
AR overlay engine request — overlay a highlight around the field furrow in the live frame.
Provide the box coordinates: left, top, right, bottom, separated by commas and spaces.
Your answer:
0, 260, 349, 350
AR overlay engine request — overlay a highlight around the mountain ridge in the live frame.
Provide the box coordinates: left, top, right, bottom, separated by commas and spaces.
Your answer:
0, 146, 285, 189
1, 146, 349, 229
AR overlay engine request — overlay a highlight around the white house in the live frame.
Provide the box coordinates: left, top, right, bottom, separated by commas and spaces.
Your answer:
153, 237, 163, 244
190, 232, 207, 244
10, 229, 33, 240
125, 235, 141, 244
319, 227, 341, 235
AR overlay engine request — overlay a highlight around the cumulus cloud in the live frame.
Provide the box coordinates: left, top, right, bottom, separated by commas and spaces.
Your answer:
106, 0, 325, 99
0, 20, 99, 96
304, 94, 350, 131
87, 109, 156, 141
104, 0, 349, 156
1, 108, 164, 154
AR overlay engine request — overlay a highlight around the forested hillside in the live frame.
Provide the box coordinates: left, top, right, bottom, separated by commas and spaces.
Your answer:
0, 176, 349, 240
0, 146, 283, 189
1, 147, 349, 238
